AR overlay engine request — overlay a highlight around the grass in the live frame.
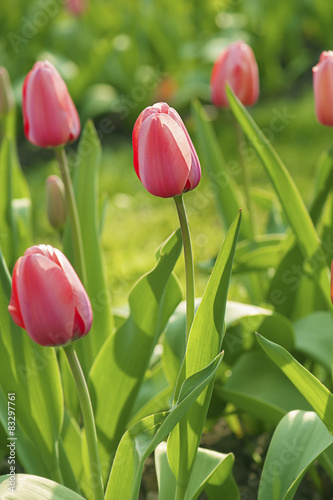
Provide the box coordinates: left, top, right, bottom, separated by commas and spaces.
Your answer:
22, 84, 333, 307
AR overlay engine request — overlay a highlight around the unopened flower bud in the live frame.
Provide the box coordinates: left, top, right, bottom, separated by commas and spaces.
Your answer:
46, 175, 66, 229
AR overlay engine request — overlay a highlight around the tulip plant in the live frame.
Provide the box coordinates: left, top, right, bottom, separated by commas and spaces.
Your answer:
1, 42, 333, 500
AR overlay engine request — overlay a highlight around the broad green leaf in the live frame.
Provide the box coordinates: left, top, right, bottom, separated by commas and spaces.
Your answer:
258, 410, 333, 500
0, 388, 49, 478
128, 363, 170, 425
0, 253, 64, 481
167, 212, 241, 489
59, 411, 83, 494
218, 351, 310, 426
0, 474, 85, 500
266, 148, 333, 318
156, 442, 238, 500
226, 85, 331, 308
293, 312, 333, 371
0, 137, 31, 269
225, 300, 294, 352
256, 334, 333, 434
192, 99, 251, 239
89, 230, 183, 482
105, 353, 223, 500
64, 120, 113, 376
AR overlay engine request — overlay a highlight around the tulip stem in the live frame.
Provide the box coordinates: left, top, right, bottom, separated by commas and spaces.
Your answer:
63, 343, 104, 500
54, 146, 87, 286
174, 194, 195, 341
233, 116, 255, 237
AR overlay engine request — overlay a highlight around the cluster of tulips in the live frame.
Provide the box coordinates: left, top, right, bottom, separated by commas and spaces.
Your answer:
2, 37, 333, 499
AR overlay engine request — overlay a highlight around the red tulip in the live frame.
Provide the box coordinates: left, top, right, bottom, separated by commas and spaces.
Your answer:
133, 102, 201, 198
22, 61, 80, 148
8, 245, 92, 346
210, 40, 259, 108
313, 51, 333, 127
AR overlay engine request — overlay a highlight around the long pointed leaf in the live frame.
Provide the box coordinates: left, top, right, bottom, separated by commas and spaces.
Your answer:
64, 121, 113, 375
226, 85, 331, 308
256, 334, 333, 434
167, 211, 241, 488
259, 410, 333, 500
89, 230, 183, 483
192, 99, 250, 239
105, 353, 223, 500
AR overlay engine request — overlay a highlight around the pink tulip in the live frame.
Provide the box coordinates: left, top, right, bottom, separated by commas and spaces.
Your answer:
64, 0, 87, 16
313, 51, 333, 127
8, 245, 92, 346
22, 61, 80, 148
133, 102, 201, 198
210, 40, 259, 108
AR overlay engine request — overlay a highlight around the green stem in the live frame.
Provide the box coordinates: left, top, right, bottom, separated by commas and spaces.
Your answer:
233, 116, 255, 238
63, 344, 104, 500
54, 146, 87, 286
174, 194, 195, 341
175, 482, 187, 500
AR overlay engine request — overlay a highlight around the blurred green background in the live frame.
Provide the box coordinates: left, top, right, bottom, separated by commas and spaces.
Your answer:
2, 0, 333, 305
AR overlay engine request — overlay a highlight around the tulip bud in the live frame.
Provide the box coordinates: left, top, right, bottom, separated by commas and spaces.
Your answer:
64, 0, 87, 16
0, 67, 15, 117
313, 51, 333, 127
210, 40, 259, 108
46, 175, 67, 230
132, 102, 201, 198
8, 245, 92, 346
22, 60, 80, 148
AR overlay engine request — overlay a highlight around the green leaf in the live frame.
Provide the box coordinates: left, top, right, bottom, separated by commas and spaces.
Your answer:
256, 334, 333, 434
64, 120, 114, 375
293, 312, 333, 371
89, 230, 183, 482
218, 351, 311, 426
258, 410, 333, 500
225, 300, 295, 352
0, 388, 48, 478
167, 211, 241, 488
226, 85, 331, 308
104, 353, 223, 500
156, 442, 238, 500
0, 137, 31, 269
0, 474, 85, 500
191, 99, 251, 239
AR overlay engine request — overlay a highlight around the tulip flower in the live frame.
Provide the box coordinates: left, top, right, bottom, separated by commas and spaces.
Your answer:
313, 51, 333, 127
46, 175, 67, 230
8, 245, 92, 346
133, 102, 201, 198
210, 40, 259, 108
22, 60, 80, 148
64, 0, 87, 16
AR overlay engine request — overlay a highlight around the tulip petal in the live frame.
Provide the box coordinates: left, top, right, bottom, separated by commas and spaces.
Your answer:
16, 254, 75, 346
138, 113, 191, 198
313, 56, 333, 127
23, 61, 80, 148
24, 244, 92, 335
53, 249, 93, 335
8, 258, 25, 329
